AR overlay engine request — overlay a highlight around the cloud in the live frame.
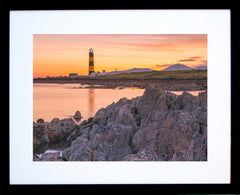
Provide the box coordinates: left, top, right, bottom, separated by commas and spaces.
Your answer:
178, 56, 202, 62
154, 64, 173, 68
190, 56, 202, 59
200, 60, 207, 65
178, 59, 195, 62
192, 60, 208, 68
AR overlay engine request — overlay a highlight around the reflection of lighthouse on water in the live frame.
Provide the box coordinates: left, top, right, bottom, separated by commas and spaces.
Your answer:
88, 88, 94, 117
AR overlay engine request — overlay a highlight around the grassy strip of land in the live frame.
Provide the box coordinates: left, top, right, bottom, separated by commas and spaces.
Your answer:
33, 70, 207, 91
103, 69, 207, 79
34, 70, 207, 82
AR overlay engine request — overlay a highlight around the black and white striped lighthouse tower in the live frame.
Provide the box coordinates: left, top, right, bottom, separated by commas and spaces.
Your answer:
89, 48, 94, 75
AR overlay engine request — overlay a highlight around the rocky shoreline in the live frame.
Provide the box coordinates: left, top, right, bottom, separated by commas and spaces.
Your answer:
33, 84, 207, 161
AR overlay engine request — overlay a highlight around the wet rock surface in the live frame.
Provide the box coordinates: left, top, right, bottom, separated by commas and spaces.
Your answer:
33, 150, 67, 161
34, 85, 207, 161
33, 117, 77, 154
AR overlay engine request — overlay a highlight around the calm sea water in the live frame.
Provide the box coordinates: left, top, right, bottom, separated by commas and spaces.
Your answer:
33, 83, 145, 122
33, 83, 205, 123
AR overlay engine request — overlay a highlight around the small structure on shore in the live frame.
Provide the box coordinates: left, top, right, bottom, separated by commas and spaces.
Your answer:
89, 72, 96, 76
101, 70, 106, 75
69, 73, 78, 77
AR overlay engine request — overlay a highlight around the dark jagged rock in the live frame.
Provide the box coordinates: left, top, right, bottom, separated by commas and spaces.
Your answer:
60, 86, 207, 161
33, 123, 49, 154
37, 118, 44, 124
47, 118, 77, 143
132, 88, 207, 161
123, 146, 161, 161
33, 117, 77, 154
73, 111, 82, 121
62, 97, 140, 161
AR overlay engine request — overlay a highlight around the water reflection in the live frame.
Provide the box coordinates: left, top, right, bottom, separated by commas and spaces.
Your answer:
88, 88, 94, 117
33, 83, 144, 122
33, 84, 206, 123
167, 90, 206, 96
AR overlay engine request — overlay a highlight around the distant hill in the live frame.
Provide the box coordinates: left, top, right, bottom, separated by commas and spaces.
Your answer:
162, 64, 192, 71
194, 66, 207, 70
107, 68, 154, 75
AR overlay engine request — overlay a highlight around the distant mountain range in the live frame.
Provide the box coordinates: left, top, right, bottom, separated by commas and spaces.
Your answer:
162, 64, 207, 71
162, 64, 192, 71
107, 68, 154, 75
106, 64, 206, 75
193, 66, 207, 70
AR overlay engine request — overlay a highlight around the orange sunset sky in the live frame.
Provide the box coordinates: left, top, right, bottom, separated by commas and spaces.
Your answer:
33, 34, 207, 78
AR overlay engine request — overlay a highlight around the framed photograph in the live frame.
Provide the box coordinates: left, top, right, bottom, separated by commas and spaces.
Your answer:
9, 9, 231, 184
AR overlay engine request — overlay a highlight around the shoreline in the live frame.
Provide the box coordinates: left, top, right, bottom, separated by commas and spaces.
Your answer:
33, 77, 207, 91
33, 88, 206, 124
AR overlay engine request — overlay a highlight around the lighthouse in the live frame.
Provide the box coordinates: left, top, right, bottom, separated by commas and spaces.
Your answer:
89, 48, 95, 75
